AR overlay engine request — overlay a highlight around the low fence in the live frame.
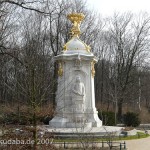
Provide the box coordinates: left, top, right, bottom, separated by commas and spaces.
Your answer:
138, 124, 150, 130
53, 141, 127, 149
117, 124, 150, 130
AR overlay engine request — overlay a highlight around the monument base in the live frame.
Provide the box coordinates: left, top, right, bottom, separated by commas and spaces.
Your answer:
40, 125, 124, 138
49, 113, 102, 128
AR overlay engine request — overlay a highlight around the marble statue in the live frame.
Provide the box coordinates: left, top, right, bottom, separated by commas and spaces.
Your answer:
71, 76, 85, 98
71, 76, 85, 113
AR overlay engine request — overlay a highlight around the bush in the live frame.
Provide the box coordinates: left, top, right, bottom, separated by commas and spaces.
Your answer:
2, 112, 53, 125
42, 116, 53, 125
123, 112, 141, 127
0, 105, 54, 125
98, 111, 116, 126
1, 112, 33, 125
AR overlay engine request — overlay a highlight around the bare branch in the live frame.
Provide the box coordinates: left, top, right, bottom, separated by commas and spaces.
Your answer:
0, 0, 50, 14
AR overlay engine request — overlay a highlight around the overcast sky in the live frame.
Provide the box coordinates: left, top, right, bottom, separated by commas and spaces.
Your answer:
87, 0, 150, 16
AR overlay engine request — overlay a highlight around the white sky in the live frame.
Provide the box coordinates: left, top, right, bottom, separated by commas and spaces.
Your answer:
87, 0, 150, 16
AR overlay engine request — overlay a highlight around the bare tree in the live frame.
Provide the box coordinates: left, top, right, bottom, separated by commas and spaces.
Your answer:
95, 12, 150, 121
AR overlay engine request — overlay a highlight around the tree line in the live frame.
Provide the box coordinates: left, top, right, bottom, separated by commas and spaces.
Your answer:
1, 0, 150, 121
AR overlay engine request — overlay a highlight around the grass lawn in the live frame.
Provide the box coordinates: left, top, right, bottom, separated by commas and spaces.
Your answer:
53, 131, 149, 142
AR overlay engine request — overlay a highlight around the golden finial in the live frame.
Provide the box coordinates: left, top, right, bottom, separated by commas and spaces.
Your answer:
91, 60, 96, 77
63, 44, 67, 51
85, 45, 91, 52
67, 13, 85, 37
58, 62, 63, 77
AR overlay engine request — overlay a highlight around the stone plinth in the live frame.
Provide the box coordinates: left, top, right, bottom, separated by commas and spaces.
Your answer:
42, 126, 124, 138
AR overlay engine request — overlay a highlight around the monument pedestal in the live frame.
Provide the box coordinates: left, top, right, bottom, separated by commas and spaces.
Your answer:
49, 13, 102, 128
47, 13, 124, 137
42, 125, 123, 138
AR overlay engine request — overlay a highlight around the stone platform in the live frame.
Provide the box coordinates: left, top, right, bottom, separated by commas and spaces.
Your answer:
40, 126, 124, 138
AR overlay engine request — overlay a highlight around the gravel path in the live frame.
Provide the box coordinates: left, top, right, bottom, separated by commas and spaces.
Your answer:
125, 136, 150, 150
125, 130, 150, 150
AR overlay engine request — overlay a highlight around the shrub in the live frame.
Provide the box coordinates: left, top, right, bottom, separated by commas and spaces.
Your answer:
98, 110, 116, 126
0, 104, 54, 125
1, 112, 33, 125
42, 115, 53, 125
123, 112, 141, 127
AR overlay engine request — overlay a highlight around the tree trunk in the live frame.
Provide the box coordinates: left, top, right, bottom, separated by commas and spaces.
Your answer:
33, 111, 37, 150
100, 59, 104, 105
52, 61, 58, 108
118, 100, 123, 122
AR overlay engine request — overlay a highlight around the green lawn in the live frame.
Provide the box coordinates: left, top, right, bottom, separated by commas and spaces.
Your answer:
53, 132, 149, 142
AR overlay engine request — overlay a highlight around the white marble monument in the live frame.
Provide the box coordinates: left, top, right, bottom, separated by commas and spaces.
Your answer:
49, 13, 102, 128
